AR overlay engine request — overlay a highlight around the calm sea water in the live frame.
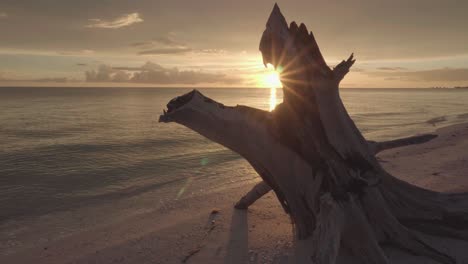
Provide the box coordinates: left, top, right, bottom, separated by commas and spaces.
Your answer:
1, 87, 468, 223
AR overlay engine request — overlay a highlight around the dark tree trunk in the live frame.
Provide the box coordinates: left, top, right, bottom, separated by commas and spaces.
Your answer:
160, 4, 468, 263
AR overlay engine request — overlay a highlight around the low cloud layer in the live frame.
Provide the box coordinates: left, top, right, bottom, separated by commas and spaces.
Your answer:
132, 35, 194, 55
131, 36, 183, 48
375, 67, 408, 71
138, 47, 192, 55
86, 13, 143, 29
58, 49, 94, 56
85, 61, 240, 85
0, 12, 7, 19
0, 75, 75, 83
367, 68, 468, 82
131, 35, 226, 56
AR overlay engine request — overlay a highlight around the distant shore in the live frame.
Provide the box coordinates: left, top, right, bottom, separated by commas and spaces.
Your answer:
2, 122, 468, 264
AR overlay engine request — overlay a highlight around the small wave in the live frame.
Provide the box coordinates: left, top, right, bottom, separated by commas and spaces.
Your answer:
0, 127, 90, 139
426, 116, 447, 126
353, 112, 404, 118
457, 113, 468, 120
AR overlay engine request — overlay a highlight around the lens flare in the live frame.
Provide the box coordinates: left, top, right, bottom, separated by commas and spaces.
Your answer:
176, 177, 194, 199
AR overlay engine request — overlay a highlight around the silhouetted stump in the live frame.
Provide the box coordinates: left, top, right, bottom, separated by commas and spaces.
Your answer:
160, 4, 468, 263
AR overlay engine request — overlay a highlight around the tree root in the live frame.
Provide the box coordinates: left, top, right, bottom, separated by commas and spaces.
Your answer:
380, 173, 468, 240
363, 188, 456, 263
234, 181, 271, 209
235, 132, 440, 210
310, 194, 345, 264
369, 133, 437, 154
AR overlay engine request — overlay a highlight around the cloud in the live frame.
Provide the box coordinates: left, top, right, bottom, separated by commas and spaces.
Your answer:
85, 62, 240, 85
350, 67, 365, 72
130, 41, 151, 47
196, 49, 227, 54
86, 12, 143, 29
0, 75, 76, 83
0, 12, 7, 19
131, 36, 184, 48
58, 49, 94, 56
85, 65, 120, 82
152, 36, 182, 46
138, 47, 192, 55
33, 77, 70, 83
112, 61, 165, 71
133, 41, 226, 56
111, 66, 143, 71
132, 35, 194, 55
375, 67, 408, 71
132, 35, 227, 56
367, 68, 468, 82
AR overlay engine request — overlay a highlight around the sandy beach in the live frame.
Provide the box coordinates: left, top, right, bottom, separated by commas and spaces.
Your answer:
2, 122, 468, 264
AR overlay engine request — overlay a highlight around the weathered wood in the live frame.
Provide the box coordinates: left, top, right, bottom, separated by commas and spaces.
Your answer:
234, 181, 271, 209
235, 133, 439, 209
340, 194, 390, 264
369, 133, 437, 154
310, 193, 345, 264
160, 4, 468, 263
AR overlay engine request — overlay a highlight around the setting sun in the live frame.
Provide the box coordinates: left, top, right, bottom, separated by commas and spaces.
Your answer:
258, 67, 282, 88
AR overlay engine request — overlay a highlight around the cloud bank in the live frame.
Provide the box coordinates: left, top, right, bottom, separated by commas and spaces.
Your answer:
131, 36, 184, 48
367, 68, 468, 82
85, 62, 240, 85
131, 35, 194, 55
131, 35, 226, 56
86, 13, 143, 29
138, 47, 192, 55
0, 75, 75, 83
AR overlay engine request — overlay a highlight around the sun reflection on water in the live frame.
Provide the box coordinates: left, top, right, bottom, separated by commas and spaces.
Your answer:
269, 87, 277, 111
257, 65, 282, 111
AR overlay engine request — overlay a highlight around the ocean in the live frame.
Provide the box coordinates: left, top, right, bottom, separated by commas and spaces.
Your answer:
1, 87, 468, 226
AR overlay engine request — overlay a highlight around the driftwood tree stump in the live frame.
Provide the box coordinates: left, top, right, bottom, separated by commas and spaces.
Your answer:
160, 4, 468, 263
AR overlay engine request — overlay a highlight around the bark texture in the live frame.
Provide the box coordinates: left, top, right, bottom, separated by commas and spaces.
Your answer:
159, 4, 468, 263
235, 133, 438, 209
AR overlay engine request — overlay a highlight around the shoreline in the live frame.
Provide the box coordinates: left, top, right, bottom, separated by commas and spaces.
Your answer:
2, 122, 468, 263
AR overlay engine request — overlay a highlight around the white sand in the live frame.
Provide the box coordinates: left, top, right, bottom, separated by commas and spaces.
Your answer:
2, 123, 468, 264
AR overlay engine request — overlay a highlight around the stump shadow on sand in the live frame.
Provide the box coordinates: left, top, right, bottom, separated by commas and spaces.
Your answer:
224, 209, 248, 264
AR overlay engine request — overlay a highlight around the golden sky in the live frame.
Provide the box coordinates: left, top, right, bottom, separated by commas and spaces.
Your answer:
0, 0, 467, 88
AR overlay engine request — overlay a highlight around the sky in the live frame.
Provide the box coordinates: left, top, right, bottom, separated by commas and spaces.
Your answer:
0, 0, 467, 88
